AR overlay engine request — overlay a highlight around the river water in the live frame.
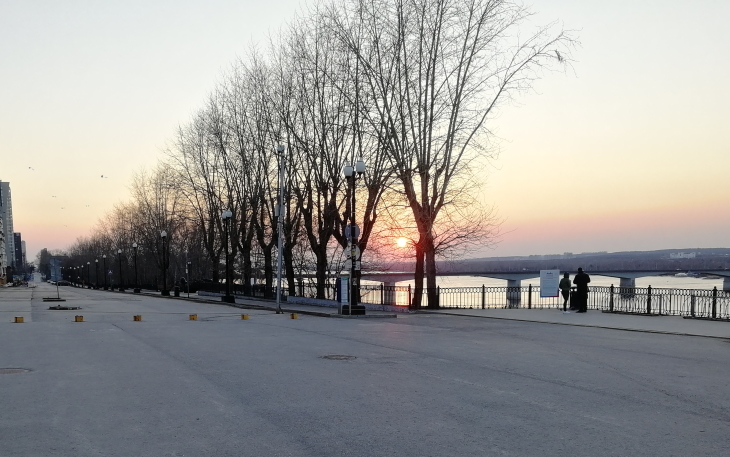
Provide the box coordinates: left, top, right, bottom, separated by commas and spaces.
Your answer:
384, 274, 725, 291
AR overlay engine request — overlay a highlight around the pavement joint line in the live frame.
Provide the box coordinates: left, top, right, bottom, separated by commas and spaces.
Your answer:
20, 288, 396, 319
417, 310, 730, 340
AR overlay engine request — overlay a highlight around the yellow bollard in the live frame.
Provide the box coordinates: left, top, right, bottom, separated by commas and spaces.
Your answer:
241, 314, 249, 320
189, 314, 198, 321
290, 313, 298, 319
75, 315, 84, 322
14, 316, 24, 323
133, 315, 142, 321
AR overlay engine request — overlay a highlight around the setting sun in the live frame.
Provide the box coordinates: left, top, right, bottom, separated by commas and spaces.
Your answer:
397, 238, 408, 248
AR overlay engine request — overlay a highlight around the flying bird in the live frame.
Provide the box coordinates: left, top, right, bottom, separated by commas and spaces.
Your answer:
52, 195, 56, 198
101, 175, 109, 178
28, 167, 34, 170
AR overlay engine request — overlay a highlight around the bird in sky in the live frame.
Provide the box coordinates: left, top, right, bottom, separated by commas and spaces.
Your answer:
28, 166, 34, 170
101, 175, 108, 179
52, 195, 56, 198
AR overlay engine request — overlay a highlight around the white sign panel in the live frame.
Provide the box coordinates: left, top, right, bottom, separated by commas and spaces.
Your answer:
540, 270, 560, 298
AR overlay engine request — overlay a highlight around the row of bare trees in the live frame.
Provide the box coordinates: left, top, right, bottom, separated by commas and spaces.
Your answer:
61, 0, 573, 307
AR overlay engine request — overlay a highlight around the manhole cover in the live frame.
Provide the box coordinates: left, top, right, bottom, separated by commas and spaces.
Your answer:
0, 368, 31, 375
321, 355, 356, 361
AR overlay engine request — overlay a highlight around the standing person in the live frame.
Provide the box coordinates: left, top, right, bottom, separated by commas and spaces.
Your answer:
573, 267, 591, 313
559, 273, 572, 313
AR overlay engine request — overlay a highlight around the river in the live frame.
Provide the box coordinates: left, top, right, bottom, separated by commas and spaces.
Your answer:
381, 274, 725, 291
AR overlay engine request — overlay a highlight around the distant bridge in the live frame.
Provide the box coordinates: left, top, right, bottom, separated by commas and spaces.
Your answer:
360, 270, 730, 291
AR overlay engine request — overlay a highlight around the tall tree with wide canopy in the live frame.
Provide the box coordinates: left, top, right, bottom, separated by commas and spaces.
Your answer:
336, 0, 574, 307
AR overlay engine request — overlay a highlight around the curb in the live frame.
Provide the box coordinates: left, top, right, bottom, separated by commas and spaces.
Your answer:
416, 310, 730, 340
100, 288, 397, 319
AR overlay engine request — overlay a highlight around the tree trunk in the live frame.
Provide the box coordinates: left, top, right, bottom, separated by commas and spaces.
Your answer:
412, 236, 425, 309
315, 246, 328, 299
284, 243, 296, 297
263, 246, 273, 298
424, 234, 439, 309
241, 245, 252, 296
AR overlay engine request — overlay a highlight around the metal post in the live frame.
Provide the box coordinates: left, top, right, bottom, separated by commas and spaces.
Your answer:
103, 255, 107, 290
646, 285, 652, 314
161, 232, 169, 296
690, 294, 696, 317
528, 284, 532, 309
712, 286, 717, 319
221, 211, 234, 303
133, 244, 140, 293
350, 172, 356, 315
408, 284, 412, 310
481, 284, 486, 309
275, 145, 286, 314
380, 283, 384, 305
225, 218, 231, 300
117, 250, 125, 292
187, 261, 191, 298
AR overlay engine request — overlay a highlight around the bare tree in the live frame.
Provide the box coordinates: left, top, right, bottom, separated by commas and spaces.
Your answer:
336, 0, 574, 307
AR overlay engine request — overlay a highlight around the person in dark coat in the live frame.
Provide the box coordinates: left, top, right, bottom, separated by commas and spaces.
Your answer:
559, 273, 572, 312
573, 268, 591, 313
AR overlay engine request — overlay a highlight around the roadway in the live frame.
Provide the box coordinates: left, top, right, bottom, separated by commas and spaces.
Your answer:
1, 283, 729, 456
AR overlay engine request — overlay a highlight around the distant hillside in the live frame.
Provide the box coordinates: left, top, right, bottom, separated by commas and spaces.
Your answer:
383, 248, 730, 273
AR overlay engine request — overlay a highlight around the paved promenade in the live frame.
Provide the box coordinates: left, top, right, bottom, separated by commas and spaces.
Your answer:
2, 282, 729, 456
421, 307, 730, 339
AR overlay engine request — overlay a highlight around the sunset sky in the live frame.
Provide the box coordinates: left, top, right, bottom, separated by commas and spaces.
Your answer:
1, 0, 728, 261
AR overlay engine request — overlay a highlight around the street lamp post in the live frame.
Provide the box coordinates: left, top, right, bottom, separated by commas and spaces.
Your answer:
132, 242, 140, 293
275, 144, 285, 314
221, 210, 235, 303
95, 259, 99, 289
117, 249, 125, 292
342, 158, 367, 315
161, 231, 169, 296
186, 261, 192, 298
86, 262, 91, 288
103, 255, 108, 290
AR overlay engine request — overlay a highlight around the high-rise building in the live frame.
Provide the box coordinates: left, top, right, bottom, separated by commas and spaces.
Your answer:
0, 216, 5, 279
0, 181, 14, 277
21, 240, 27, 267
14, 233, 23, 268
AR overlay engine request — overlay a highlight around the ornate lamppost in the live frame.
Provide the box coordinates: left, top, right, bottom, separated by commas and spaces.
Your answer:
161, 231, 169, 296
86, 262, 91, 288
95, 259, 99, 289
132, 242, 140, 293
117, 249, 125, 292
221, 210, 234, 303
186, 260, 192, 298
103, 254, 108, 290
341, 158, 367, 315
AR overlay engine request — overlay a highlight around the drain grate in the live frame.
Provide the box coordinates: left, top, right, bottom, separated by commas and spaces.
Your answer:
321, 355, 356, 361
0, 368, 31, 375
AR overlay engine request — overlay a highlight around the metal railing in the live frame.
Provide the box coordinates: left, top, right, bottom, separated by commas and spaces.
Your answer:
400, 285, 730, 319
195, 281, 730, 319
590, 285, 730, 319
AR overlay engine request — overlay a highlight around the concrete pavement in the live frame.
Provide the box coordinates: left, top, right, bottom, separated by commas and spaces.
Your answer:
2, 282, 730, 456
420, 307, 730, 339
